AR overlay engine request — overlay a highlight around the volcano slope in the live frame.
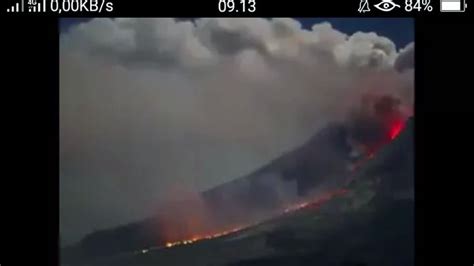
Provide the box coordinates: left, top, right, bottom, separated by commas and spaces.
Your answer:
229, 116, 415, 266
63, 121, 357, 264
71, 117, 414, 266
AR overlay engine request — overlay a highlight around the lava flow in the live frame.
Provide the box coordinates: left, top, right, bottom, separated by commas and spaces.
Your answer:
388, 119, 405, 140
164, 226, 247, 248
160, 117, 409, 250
163, 188, 350, 249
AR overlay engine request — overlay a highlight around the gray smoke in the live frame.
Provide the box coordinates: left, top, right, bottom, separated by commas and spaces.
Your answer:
60, 18, 414, 245
394, 43, 415, 72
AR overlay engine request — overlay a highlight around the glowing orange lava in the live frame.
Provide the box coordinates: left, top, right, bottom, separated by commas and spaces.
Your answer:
161, 119, 410, 250
162, 189, 350, 249
164, 226, 246, 248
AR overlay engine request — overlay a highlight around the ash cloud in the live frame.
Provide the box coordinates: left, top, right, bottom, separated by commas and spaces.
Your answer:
394, 42, 415, 72
60, 18, 414, 245
346, 93, 408, 151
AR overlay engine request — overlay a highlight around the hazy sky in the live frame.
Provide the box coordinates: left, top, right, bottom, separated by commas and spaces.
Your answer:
60, 18, 414, 246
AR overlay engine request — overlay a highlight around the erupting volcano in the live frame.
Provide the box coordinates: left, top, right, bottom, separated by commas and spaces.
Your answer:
161, 188, 351, 250
66, 95, 413, 265
153, 93, 411, 251
348, 93, 410, 156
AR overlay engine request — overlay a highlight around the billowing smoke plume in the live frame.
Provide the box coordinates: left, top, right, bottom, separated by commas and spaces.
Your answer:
346, 93, 410, 154
60, 18, 414, 245
394, 42, 414, 72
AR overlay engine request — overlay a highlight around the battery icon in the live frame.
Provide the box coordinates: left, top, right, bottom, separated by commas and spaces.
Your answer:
440, 0, 467, 12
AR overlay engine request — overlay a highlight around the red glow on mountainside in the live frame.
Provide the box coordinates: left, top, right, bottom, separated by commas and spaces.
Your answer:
161, 188, 349, 249
388, 119, 404, 140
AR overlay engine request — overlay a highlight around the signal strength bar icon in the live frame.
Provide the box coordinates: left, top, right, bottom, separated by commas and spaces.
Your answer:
28, 0, 47, 12
6, 0, 24, 12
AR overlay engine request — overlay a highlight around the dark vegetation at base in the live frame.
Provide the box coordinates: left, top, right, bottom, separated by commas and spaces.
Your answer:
230, 118, 414, 266
62, 122, 355, 263
232, 199, 414, 266
62, 118, 414, 266
61, 219, 155, 263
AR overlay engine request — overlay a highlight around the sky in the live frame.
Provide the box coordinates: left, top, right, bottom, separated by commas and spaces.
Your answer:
59, 18, 414, 246
60, 18, 413, 48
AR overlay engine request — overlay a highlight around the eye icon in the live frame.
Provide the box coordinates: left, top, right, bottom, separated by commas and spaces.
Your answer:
374, 0, 401, 11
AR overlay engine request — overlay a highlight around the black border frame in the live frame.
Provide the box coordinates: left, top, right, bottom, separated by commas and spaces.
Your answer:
3, 13, 474, 266
3, 17, 59, 266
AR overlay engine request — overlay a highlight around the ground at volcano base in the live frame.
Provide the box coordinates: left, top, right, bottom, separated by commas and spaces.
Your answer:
65, 118, 414, 266
78, 172, 413, 266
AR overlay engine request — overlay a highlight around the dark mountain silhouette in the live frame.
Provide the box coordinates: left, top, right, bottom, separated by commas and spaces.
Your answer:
201, 123, 354, 226
62, 117, 414, 266
235, 117, 414, 266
